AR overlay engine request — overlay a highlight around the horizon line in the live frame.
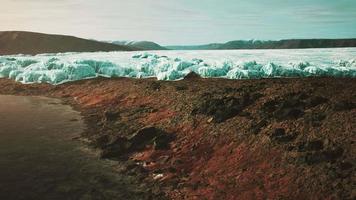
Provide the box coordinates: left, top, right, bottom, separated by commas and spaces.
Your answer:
1, 30, 356, 46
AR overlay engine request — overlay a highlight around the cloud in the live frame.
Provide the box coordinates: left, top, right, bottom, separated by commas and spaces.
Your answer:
0, 0, 355, 44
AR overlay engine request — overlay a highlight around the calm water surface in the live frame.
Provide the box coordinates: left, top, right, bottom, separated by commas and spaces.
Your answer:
0, 95, 147, 200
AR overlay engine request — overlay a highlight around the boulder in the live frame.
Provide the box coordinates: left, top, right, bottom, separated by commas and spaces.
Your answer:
183, 71, 201, 80
129, 127, 172, 151
270, 128, 296, 143
333, 100, 355, 111
100, 137, 131, 159
193, 94, 257, 123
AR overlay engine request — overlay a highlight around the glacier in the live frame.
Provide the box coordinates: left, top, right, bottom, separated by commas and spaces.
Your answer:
0, 48, 355, 84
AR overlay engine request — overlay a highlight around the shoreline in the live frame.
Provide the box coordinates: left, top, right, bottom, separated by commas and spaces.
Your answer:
0, 77, 355, 199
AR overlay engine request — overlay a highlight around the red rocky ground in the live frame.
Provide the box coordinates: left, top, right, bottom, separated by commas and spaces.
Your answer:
0, 76, 355, 200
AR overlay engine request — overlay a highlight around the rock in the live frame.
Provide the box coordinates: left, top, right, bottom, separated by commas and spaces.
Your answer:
270, 128, 296, 143
129, 127, 161, 150
183, 71, 201, 80
175, 85, 188, 91
103, 110, 120, 121
348, 190, 356, 200
299, 152, 325, 165
275, 108, 304, 120
281, 95, 306, 108
323, 147, 344, 161
275, 135, 296, 144
306, 140, 324, 151
168, 167, 177, 173
338, 161, 353, 171
297, 140, 324, 152
148, 82, 161, 91
323, 139, 330, 147
304, 112, 326, 127
250, 119, 268, 134
262, 95, 305, 121
261, 93, 328, 121
305, 96, 328, 108
153, 134, 172, 150
333, 100, 355, 111
193, 94, 257, 123
298, 146, 344, 165
100, 137, 131, 159
261, 99, 279, 113
126, 161, 140, 171
272, 128, 286, 137
251, 93, 264, 101
129, 127, 173, 151
207, 117, 214, 123
92, 134, 110, 148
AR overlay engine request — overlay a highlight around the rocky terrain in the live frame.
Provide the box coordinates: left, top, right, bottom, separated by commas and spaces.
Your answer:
0, 75, 354, 200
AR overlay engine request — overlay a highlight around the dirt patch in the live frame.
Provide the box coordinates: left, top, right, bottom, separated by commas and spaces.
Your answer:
0, 77, 355, 200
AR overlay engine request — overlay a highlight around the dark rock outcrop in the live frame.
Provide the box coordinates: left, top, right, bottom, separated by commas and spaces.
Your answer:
192, 94, 257, 123
101, 127, 173, 159
183, 72, 201, 80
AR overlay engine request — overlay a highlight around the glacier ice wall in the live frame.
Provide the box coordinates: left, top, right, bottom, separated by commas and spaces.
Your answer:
0, 48, 355, 84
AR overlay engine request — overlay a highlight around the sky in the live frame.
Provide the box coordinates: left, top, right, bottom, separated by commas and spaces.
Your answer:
1, 0, 356, 45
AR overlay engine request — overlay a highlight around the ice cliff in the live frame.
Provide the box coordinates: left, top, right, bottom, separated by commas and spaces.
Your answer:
0, 49, 355, 84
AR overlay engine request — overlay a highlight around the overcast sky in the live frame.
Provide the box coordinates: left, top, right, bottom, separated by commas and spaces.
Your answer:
1, 0, 356, 45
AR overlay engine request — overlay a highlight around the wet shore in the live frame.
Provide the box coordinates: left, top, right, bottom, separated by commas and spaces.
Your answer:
0, 95, 164, 200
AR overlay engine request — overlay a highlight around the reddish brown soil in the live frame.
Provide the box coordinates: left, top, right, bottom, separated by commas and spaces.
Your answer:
0, 77, 355, 200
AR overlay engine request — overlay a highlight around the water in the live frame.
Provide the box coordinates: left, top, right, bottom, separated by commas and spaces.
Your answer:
0, 95, 149, 200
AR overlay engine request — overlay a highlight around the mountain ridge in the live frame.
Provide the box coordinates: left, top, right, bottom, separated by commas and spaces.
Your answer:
1, 31, 356, 54
166, 38, 356, 50
112, 40, 167, 50
0, 31, 137, 55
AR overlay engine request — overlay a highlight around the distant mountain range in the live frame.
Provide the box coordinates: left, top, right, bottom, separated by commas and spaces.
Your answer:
0, 31, 137, 55
167, 39, 356, 50
112, 41, 167, 50
0, 31, 355, 56
112, 38, 356, 50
